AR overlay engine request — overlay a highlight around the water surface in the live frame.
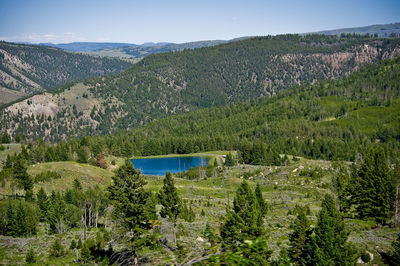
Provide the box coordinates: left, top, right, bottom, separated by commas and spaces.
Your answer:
131, 156, 209, 176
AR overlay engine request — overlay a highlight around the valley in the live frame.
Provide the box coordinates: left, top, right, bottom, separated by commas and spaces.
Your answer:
0, 13, 399, 265
0, 150, 397, 265
2, 34, 400, 141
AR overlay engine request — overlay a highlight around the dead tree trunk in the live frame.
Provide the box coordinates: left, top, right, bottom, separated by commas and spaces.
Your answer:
173, 222, 177, 247
395, 184, 399, 227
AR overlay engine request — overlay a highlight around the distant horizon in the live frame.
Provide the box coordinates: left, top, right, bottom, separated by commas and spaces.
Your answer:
3, 21, 399, 46
1, 0, 399, 44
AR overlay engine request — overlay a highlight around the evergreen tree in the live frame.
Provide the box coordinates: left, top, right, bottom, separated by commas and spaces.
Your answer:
1, 132, 10, 144
6, 200, 16, 236
15, 202, 27, 236
46, 191, 67, 234
288, 208, 312, 265
50, 238, 64, 257
25, 205, 37, 236
37, 188, 48, 221
351, 148, 393, 224
158, 172, 182, 246
391, 233, 400, 265
73, 178, 82, 190
332, 162, 351, 215
255, 183, 268, 216
225, 152, 235, 166
77, 147, 88, 163
80, 242, 92, 263
313, 194, 356, 265
393, 160, 400, 227
203, 222, 217, 246
221, 181, 264, 249
26, 248, 36, 263
108, 160, 156, 266
13, 157, 33, 194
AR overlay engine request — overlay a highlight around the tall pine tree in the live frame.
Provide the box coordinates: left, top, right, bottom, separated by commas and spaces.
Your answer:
221, 181, 264, 249
108, 160, 156, 266
351, 147, 393, 224
157, 172, 182, 246
255, 183, 268, 216
288, 208, 313, 265
313, 194, 356, 265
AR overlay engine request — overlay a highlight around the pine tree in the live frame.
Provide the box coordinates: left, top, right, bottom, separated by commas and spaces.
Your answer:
50, 238, 64, 257
288, 208, 312, 265
203, 222, 217, 246
73, 178, 82, 190
26, 248, 36, 263
221, 181, 264, 249
108, 160, 156, 266
15, 202, 27, 236
25, 205, 37, 236
225, 152, 235, 167
80, 242, 92, 263
255, 183, 268, 216
313, 194, 356, 265
393, 160, 400, 227
1, 132, 10, 144
77, 147, 88, 163
158, 171, 182, 246
37, 188, 48, 221
47, 191, 67, 234
13, 157, 33, 194
332, 162, 351, 215
391, 233, 400, 265
351, 148, 393, 224
6, 200, 16, 236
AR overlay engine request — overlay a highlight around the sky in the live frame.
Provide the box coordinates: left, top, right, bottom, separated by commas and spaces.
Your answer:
0, 0, 399, 44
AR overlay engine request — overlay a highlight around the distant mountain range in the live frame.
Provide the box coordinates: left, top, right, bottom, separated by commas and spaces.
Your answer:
314, 22, 400, 37
18, 22, 399, 59
35, 38, 248, 58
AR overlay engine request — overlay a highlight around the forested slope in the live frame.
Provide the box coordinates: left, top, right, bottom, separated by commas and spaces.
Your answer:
16, 57, 400, 163
2, 34, 400, 141
0, 41, 132, 104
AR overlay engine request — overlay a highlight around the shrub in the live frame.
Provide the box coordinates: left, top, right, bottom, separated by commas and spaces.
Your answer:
50, 238, 64, 257
26, 248, 36, 263
361, 251, 371, 263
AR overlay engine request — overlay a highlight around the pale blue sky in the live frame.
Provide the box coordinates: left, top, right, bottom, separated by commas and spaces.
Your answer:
0, 0, 399, 44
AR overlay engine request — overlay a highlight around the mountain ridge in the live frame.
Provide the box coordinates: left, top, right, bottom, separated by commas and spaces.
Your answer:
2, 34, 400, 141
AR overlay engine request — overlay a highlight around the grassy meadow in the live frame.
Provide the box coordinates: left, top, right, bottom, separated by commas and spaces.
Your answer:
0, 151, 397, 265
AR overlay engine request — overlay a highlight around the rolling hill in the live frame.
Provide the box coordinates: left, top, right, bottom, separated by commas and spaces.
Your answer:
1, 34, 400, 141
0, 41, 133, 105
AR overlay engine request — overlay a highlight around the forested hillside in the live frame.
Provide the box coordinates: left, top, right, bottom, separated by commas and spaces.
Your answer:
11, 56, 400, 164
0, 41, 132, 104
2, 34, 400, 141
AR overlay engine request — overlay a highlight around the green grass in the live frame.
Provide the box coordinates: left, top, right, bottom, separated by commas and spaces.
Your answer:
0, 143, 21, 169
0, 155, 398, 264
28, 161, 114, 193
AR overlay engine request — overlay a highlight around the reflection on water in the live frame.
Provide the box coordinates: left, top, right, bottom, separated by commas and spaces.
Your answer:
131, 156, 209, 176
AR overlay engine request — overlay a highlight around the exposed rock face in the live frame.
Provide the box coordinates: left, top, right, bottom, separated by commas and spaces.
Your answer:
2, 36, 400, 141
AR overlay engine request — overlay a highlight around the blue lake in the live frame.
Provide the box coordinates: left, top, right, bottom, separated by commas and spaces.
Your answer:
131, 156, 209, 176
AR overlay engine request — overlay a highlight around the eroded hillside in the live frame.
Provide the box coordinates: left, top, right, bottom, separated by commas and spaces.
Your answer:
2, 35, 400, 141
